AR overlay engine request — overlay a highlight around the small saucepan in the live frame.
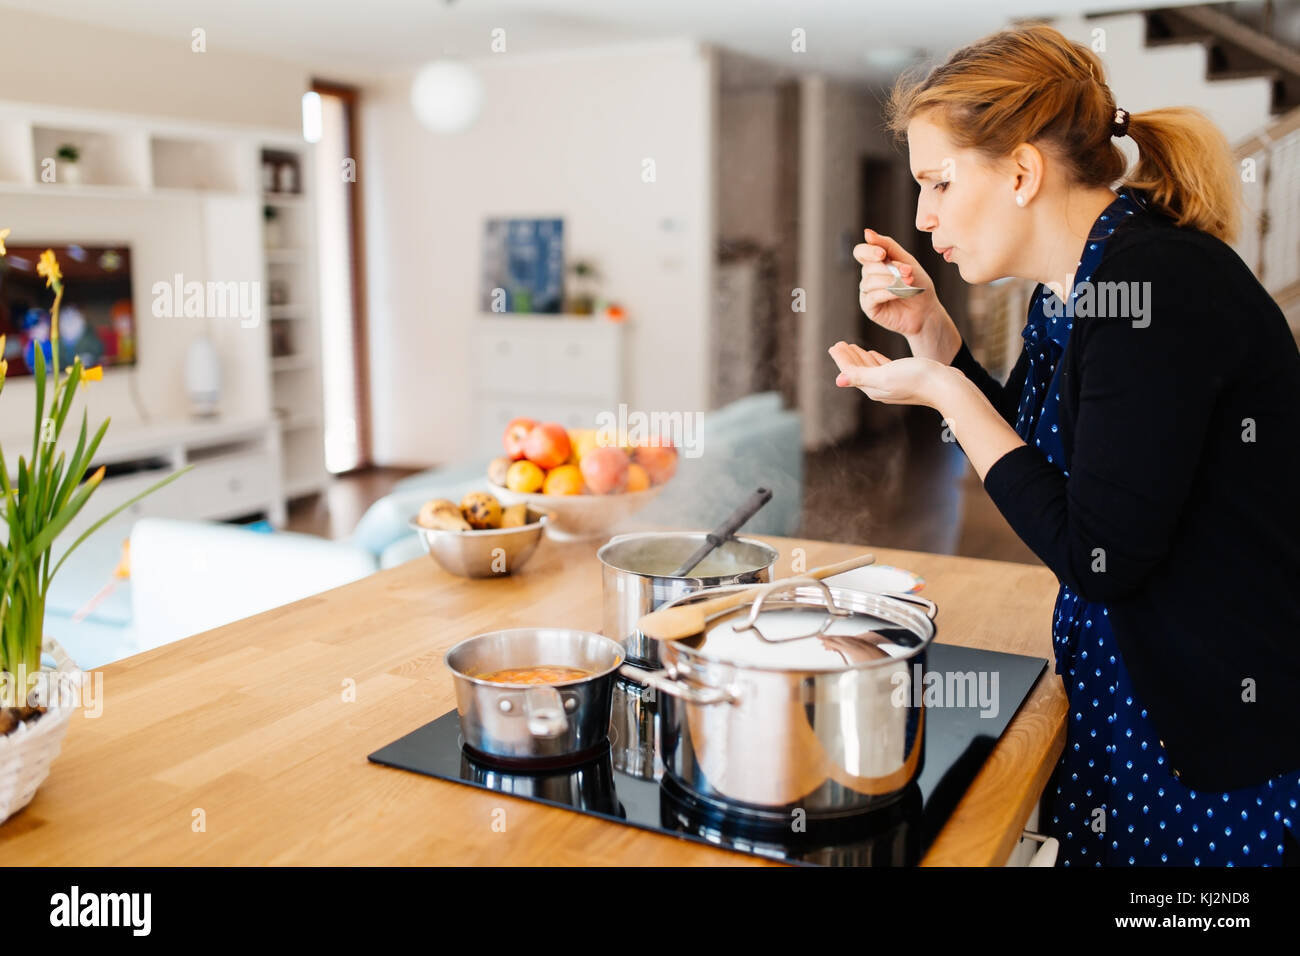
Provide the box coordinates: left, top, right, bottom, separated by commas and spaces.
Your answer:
445, 628, 625, 764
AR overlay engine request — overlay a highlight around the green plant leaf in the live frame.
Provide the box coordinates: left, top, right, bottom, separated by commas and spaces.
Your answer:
53, 360, 82, 437
39, 450, 66, 527
27, 467, 104, 558
31, 346, 45, 465
51, 415, 105, 520
47, 465, 193, 582
50, 412, 88, 512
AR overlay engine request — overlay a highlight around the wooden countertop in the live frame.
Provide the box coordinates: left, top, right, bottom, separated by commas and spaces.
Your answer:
0, 533, 1066, 866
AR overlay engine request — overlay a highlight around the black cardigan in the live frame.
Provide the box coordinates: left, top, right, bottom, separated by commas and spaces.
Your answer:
951, 205, 1300, 791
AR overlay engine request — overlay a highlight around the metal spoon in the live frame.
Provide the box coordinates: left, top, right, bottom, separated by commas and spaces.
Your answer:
885, 263, 924, 298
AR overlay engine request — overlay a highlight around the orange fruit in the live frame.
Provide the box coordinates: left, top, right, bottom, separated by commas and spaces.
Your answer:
505, 459, 545, 493
543, 464, 585, 495
569, 429, 600, 465
625, 462, 650, 493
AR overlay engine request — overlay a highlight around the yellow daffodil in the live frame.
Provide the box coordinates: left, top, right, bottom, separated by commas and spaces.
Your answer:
0, 227, 9, 256
37, 248, 62, 289
114, 539, 131, 579
79, 364, 103, 390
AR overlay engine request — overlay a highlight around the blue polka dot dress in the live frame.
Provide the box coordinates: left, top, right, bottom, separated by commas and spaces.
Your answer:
1017, 188, 1300, 866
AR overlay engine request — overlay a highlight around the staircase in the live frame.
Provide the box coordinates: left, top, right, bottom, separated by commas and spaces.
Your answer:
1235, 106, 1300, 311
1145, 3, 1300, 115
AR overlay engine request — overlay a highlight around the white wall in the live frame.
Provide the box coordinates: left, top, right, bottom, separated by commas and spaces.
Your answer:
0, 8, 309, 131
360, 40, 716, 467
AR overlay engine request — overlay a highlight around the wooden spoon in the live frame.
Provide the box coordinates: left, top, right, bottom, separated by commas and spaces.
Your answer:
636, 553, 875, 643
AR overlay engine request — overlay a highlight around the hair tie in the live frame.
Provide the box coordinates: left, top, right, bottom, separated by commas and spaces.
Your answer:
1111, 108, 1131, 138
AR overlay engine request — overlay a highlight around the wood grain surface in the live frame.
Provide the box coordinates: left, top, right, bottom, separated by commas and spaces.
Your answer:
0, 533, 1065, 866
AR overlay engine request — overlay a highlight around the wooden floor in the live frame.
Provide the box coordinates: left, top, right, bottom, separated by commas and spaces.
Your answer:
286, 467, 420, 539
288, 407, 1040, 566
801, 405, 1041, 564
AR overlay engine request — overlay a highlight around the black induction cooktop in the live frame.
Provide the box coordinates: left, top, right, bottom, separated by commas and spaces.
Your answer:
368, 642, 1047, 866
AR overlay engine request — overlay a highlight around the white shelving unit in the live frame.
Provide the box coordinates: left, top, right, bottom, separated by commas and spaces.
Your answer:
260, 140, 328, 500
0, 100, 329, 512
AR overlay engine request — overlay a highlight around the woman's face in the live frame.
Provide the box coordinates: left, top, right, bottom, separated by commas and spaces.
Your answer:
907, 115, 1027, 285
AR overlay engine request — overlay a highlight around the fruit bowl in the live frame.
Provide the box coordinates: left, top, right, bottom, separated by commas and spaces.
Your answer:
409, 508, 551, 578
487, 482, 667, 540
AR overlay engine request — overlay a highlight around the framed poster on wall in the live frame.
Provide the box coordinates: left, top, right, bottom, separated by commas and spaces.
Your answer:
480, 217, 564, 314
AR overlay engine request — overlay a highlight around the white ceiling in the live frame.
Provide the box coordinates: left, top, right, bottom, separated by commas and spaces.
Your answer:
0, 0, 1203, 82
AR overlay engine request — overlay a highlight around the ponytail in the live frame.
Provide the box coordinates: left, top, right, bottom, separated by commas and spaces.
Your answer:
1124, 107, 1240, 243
886, 24, 1242, 243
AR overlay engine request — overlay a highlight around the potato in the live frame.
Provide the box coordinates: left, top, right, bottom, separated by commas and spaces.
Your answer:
418, 498, 469, 530
500, 503, 528, 528
460, 491, 503, 530
487, 456, 512, 487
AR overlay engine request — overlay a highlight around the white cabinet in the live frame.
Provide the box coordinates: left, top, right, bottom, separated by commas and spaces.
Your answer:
471, 316, 626, 458
32, 417, 287, 571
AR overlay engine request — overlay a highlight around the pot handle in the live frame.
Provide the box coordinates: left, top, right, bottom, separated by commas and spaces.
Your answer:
620, 664, 735, 706
728, 576, 854, 643
879, 591, 938, 621
523, 686, 568, 737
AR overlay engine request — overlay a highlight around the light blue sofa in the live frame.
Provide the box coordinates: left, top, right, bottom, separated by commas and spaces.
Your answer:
350, 391, 803, 568
43, 391, 802, 670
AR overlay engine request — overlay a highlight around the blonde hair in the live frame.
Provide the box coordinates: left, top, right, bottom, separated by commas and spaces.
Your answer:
885, 23, 1240, 242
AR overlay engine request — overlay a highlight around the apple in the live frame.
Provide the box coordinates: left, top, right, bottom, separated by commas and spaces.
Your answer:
503, 417, 536, 460
634, 444, 677, 485
580, 446, 629, 494
524, 422, 572, 471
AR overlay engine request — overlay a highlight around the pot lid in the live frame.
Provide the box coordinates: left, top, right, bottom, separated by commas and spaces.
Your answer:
672, 583, 934, 671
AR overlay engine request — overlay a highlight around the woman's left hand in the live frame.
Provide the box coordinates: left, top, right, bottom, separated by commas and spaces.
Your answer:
828, 341, 953, 410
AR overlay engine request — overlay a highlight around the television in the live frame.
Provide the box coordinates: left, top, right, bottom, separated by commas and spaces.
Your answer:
0, 243, 135, 377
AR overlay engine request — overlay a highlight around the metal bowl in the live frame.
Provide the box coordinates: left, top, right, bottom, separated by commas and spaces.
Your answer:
409, 508, 551, 578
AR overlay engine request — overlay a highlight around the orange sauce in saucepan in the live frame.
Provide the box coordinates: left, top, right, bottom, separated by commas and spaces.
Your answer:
478, 666, 591, 685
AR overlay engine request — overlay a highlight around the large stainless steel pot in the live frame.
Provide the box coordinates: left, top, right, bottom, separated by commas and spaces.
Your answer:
622, 580, 937, 813
598, 532, 778, 667
446, 628, 624, 762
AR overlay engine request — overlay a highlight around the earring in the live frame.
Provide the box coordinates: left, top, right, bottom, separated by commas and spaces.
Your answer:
1015, 193, 1026, 207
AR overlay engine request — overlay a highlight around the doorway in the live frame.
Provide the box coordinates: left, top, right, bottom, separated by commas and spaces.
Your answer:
307, 80, 371, 473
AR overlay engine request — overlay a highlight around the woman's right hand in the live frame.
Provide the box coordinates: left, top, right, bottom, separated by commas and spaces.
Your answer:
855, 229, 959, 361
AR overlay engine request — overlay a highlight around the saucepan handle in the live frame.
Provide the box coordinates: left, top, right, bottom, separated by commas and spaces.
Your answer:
523, 685, 568, 737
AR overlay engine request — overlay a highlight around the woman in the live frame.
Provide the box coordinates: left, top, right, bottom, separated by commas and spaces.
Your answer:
829, 24, 1300, 866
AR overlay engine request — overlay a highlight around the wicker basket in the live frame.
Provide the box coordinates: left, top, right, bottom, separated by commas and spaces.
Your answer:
0, 637, 82, 825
